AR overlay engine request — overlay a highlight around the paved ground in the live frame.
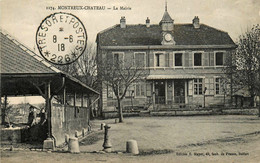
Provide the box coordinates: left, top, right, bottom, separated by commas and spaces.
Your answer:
1, 115, 260, 163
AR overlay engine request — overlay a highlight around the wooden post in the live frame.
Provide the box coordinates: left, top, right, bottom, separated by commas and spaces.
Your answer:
74, 92, 77, 118
45, 81, 51, 138
165, 80, 168, 104
152, 81, 155, 110
185, 80, 188, 104
81, 93, 84, 108
63, 86, 66, 105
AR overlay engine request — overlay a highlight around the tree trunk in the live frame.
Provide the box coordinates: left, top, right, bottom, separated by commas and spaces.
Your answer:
117, 99, 123, 123
250, 96, 255, 107
1, 95, 7, 125
258, 101, 260, 117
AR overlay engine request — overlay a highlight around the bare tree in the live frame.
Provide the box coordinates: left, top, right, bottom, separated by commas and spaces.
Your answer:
55, 43, 97, 88
224, 24, 260, 115
98, 56, 148, 123
1, 97, 14, 127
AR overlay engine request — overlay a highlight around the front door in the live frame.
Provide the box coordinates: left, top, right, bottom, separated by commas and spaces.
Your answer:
155, 81, 165, 104
174, 80, 185, 103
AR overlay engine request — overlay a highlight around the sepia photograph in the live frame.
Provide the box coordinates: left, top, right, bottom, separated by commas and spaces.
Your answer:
0, 0, 260, 162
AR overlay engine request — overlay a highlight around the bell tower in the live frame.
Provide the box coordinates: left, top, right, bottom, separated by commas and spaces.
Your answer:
160, 1, 174, 31
160, 1, 175, 45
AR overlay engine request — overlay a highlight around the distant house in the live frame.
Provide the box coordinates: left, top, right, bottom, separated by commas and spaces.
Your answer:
96, 5, 236, 112
0, 29, 99, 147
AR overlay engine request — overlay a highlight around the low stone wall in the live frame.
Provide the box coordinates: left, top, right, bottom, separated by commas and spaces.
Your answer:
221, 108, 259, 115
150, 108, 259, 116
102, 108, 259, 118
51, 104, 90, 146
1, 127, 28, 144
150, 109, 213, 116
102, 111, 139, 119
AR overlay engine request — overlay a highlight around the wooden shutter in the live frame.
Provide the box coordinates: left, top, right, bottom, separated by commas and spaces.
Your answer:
146, 82, 152, 97
203, 52, 209, 66
169, 52, 173, 67
188, 80, 193, 96
209, 52, 214, 66
165, 53, 169, 67
223, 51, 226, 65
149, 52, 154, 67
189, 53, 192, 67
184, 52, 189, 67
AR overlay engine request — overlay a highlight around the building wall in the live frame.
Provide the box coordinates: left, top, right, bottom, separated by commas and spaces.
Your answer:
51, 103, 90, 146
98, 47, 234, 111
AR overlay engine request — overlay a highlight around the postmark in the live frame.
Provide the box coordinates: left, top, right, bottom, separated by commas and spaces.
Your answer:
36, 12, 87, 65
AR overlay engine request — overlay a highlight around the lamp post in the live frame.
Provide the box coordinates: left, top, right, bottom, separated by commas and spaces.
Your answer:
204, 87, 207, 108
131, 90, 134, 111
152, 91, 156, 111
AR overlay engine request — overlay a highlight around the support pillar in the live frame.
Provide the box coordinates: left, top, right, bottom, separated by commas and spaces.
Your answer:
152, 81, 155, 110
172, 80, 175, 103
165, 80, 168, 104
185, 80, 188, 104
43, 81, 54, 150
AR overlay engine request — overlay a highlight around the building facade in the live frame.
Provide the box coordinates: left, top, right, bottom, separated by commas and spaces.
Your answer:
96, 7, 236, 111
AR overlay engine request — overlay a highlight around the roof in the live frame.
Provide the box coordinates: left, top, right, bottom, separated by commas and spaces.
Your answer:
147, 74, 200, 80
0, 29, 61, 74
0, 28, 99, 95
160, 11, 173, 22
97, 24, 235, 47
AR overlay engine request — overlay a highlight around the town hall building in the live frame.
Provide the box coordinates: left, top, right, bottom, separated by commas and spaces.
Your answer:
96, 6, 236, 112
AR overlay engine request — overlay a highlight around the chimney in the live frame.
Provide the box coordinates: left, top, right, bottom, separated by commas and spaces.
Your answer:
146, 17, 150, 28
120, 16, 126, 28
192, 16, 200, 29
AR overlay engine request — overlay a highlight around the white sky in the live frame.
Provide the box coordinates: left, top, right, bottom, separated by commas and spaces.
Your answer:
1, 0, 260, 104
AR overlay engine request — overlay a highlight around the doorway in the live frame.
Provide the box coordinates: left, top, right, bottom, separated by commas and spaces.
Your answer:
174, 80, 185, 103
155, 81, 165, 104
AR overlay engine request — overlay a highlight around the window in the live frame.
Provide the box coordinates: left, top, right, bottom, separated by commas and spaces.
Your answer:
215, 52, 224, 66
205, 78, 214, 95
113, 52, 124, 66
155, 52, 168, 67
215, 78, 222, 95
175, 53, 183, 66
194, 79, 203, 95
135, 52, 145, 67
155, 53, 160, 67
135, 82, 146, 96
107, 86, 113, 98
194, 53, 202, 66
126, 84, 135, 97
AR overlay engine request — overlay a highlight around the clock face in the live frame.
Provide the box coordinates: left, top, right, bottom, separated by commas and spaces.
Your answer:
36, 12, 87, 65
164, 33, 172, 42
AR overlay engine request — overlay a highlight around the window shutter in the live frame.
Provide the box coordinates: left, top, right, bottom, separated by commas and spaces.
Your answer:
107, 53, 113, 63
149, 53, 154, 67
209, 52, 214, 66
189, 53, 192, 67
223, 51, 226, 65
165, 53, 169, 67
169, 53, 173, 67
146, 82, 152, 97
203, 52, 209, 66
188, 80, 193, 96
184, 52, 189, 67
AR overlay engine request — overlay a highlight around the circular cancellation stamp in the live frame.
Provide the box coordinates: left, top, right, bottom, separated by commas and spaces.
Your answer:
36, 12, 87, 65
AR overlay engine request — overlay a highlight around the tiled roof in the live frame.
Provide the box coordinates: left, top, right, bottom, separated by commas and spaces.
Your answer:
97, 24, 235, 46
0, 29, 61, 74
